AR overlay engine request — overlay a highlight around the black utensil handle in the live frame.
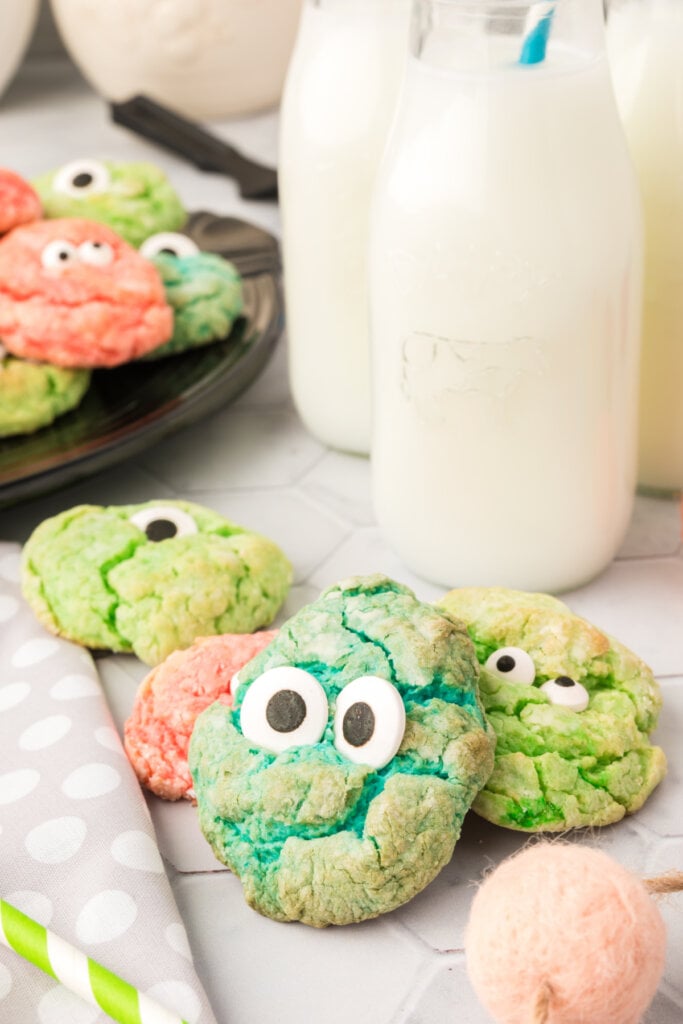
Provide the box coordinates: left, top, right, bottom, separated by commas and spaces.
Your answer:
110, 95, 278, 201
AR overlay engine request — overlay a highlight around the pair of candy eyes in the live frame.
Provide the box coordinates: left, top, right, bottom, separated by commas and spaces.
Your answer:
485, 646, 589, 712
41, 239, 114, 270
236, 667, 406, 770
40, 232, 199, 271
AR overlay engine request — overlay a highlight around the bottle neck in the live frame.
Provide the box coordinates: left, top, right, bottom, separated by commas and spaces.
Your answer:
411, 0, 608, 71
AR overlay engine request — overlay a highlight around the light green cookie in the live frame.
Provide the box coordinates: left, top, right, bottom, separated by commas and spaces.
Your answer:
189, 575, 495, 927
0, 356, 90, 437
22, 500, 292, 666
436, 587, 667, 832
32, 159, 186, 248
146, 251, 243, 359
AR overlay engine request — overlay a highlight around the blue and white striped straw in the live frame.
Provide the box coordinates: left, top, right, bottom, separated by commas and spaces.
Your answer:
519, 1, 556, 64
0, 898, 189, 1024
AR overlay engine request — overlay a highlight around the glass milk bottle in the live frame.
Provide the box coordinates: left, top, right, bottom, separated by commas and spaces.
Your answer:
607, 0, 683, 493
279, 0, 411, 454
370, 0, 643, 592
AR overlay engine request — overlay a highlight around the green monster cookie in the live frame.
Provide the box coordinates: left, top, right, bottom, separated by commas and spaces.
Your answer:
22, 500, 292, 666
0, 355, 90, 437
436, 587, 667, 832
32, 159, 186, 248
139, 232, 243, 359
189, 575, 495, 927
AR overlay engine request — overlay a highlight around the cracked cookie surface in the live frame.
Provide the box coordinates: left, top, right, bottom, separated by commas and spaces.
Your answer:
189, 574, 495, 927
146, 251, 243, 359
0, 356, 90, 437
0, 218, 173, 367
125, 630, 277, 799
0, 168, 42, 234
21, 500, 292, 666
436, 587, 666, 832
33, 160, 186, 248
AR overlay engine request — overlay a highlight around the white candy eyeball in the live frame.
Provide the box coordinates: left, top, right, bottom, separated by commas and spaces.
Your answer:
140, 232, 199, 260
240, 666, 329, 754
41, 240, 78, 269
333, 675, 406, 769
540, 676, 590, 712
53, 159, 110, 197
485, 646, 536, 686
128, 505, 198, 542
78, 240, 114, 267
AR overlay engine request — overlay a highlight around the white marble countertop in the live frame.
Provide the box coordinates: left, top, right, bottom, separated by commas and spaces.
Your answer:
2, 55, 683, 1024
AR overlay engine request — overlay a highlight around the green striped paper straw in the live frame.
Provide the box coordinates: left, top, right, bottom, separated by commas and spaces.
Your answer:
0, 899, 189, 1024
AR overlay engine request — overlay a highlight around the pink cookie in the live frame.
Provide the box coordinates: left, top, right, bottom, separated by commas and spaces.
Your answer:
0, 218, 173, 367
124, 631, 277, 801
0, 169, 42, 234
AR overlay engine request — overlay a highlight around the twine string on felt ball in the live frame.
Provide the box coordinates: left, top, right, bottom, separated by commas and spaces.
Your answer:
532, 980, 554, 1024
643, 870, 683, 895
528, 869, 683, 1024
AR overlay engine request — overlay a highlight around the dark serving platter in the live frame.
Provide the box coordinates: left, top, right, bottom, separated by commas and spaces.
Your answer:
0, 213, 282, 509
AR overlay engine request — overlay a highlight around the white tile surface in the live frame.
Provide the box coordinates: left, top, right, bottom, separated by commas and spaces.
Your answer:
138, 404, 326, 492
309, 527, 447, 604
4, 55, 683, 1024
173, 873, 428, 1024
563, 557, 683, 677
299, 449, 375, 527
618, 494, 681, 559
190, 486, 351, 585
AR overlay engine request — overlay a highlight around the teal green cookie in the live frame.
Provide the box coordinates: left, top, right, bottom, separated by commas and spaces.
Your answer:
436, 587, 667, 832
22, 500, 292, 666
32, 159, 186, 248
145, 251, 243, 359
0, 356, 90, 437
189, 575, 495, 927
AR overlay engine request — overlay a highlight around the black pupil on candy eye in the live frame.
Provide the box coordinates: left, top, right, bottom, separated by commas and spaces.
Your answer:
343, 702, 375, 748
72, 172, 94, 188
555, 676, 576, 688
266, 690, 306, 733
496, 655, 516, 673
144, 519, 178, 542
159, 247, 179, 256
58, 250, 70, 261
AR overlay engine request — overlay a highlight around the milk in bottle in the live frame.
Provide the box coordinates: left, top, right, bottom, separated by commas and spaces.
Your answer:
370, 0, 643, 591
608, 0, 683, 492
279, 0, 411, 454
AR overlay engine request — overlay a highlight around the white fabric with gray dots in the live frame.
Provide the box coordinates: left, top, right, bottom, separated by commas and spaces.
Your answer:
0, 542, 218, 1024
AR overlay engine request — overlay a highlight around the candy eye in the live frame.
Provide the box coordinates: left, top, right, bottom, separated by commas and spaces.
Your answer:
484, 646, 536, 685
140, 232, 199, 260
240, 666, 328, 754
52, 159, 110, 197
540, 676, 590, 712
128, 505, 198, 542
41, 240, 79, 269
333, 676, 406, 769
78, 240, 114, 267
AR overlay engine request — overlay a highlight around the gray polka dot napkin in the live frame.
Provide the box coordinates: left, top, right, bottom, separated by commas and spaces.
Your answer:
0, 543, 218, 1024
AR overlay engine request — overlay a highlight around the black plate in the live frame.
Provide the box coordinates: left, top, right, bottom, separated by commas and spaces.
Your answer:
0, 213, 283, 509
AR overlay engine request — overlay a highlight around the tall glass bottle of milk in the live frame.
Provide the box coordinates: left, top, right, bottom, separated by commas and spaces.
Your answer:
607, 0, 683, 493
279, 0, 412, 455
370, 0, 643, 592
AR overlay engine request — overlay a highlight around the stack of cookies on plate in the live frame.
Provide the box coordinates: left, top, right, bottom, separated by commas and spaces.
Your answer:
0, 159, 244, 438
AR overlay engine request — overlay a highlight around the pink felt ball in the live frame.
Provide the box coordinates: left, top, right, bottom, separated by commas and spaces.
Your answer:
465, 843, 666, 1024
